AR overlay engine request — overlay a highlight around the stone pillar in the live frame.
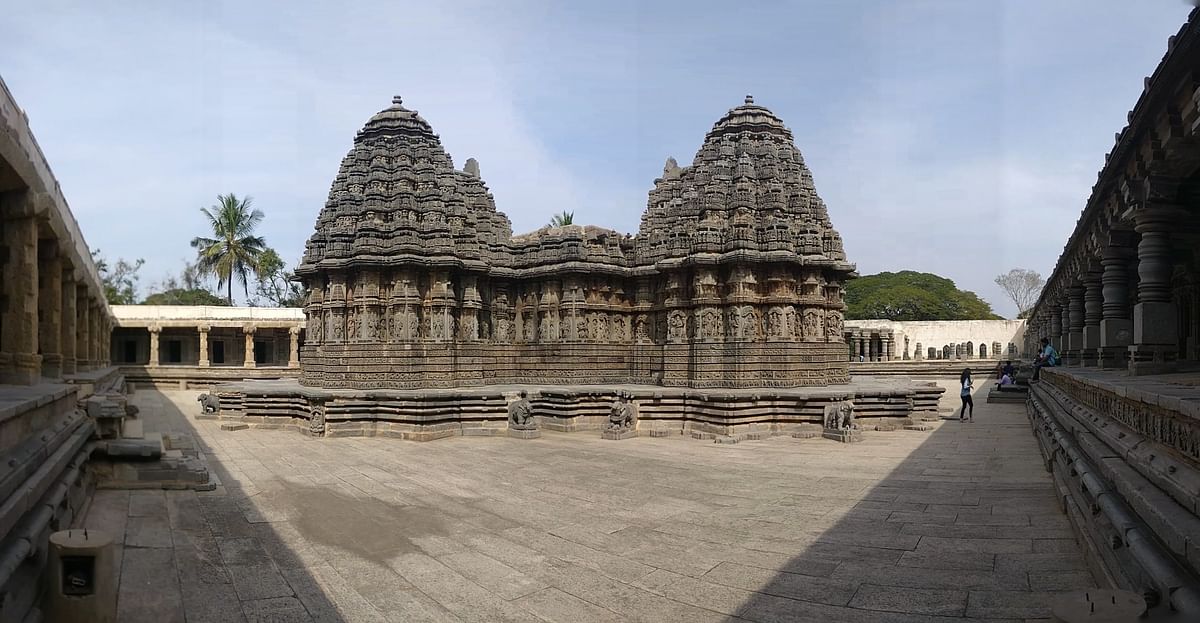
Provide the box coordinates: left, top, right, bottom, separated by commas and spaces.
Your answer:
1080, 267, 1103, 367
1049, 304, 1063, 352
37, 240, 63, 378
0, 207, 41, 384
243, 324, 257, 368
60, 267, 77, 375
75, 288, 90, 371
1099, 241, 1134, 368
288, 326, 301, 368
1064, 285, 1084, 366
1128, 200, 1184, 374
89, 302, 101, 368
148, 326, 161, 367
914, 342, 923, 360
198, 325, 210, 367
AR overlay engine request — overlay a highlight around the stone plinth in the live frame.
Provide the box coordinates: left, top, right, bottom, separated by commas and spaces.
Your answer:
209, 377, 943, 442
601, 429, 638, 440
822, 428, 862, 443
508, 428, 541, 439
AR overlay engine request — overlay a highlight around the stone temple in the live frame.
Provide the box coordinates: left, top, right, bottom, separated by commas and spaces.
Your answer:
295, 95, 854, 390
215, 96, 942, 439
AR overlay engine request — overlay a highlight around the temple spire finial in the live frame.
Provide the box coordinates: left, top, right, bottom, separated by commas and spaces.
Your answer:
392, 95, 403, 106
744, 94, 754, 104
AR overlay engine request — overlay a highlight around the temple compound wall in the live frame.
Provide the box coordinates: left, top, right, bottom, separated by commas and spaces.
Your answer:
0, 76, 116, 623
294, 96, 855, 390
845, 319, 1026, 362
110, 305, 304, 388
1023, 10, 1200, 618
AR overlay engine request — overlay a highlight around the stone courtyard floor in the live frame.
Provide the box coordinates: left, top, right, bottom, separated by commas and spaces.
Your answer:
84, 386, 1095, 623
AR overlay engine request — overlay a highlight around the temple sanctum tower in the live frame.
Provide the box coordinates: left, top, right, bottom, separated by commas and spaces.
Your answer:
295, 95, 856, 389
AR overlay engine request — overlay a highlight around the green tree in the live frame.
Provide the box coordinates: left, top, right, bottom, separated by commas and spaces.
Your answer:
844, 271, 1000, 321
143, 288, 230, 306
190, 193, 268, 305
549, 211, 574, 227
142, 261, 229, 306
251, 249, 306, 308
993, 268, 1044, 318
91, 249, 144, 305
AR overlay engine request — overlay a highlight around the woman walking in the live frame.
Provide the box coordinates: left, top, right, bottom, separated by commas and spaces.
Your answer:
959, 369, 974, 422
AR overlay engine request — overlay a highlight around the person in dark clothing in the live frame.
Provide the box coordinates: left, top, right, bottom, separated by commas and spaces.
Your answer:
959, 368, 974, 422
1002, 360, 1015, 379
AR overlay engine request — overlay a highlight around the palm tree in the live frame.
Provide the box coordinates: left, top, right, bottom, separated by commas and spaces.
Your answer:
549, 211, 574, 227
190, 194, 268, 305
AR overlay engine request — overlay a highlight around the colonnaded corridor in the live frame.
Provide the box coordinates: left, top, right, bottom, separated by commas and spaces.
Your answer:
87, 385, 1093, 623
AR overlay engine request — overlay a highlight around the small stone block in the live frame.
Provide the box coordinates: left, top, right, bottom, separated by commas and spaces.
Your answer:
874, 424, 897, 432
121, 418, 145, 439
220, 423, 249, 431
649, 429, 671, 438
791, 431, 817, 439
508, 428, 541, 439
714, 436, 739, 444
904, 423, 932, 431
690, 431, 716, 440
601, 429, 638, 440
822, 429, 863, 443
742, 432, 767, 441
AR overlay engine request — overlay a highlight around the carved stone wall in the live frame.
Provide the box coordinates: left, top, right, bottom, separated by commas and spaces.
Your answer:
296, 96, 854, 389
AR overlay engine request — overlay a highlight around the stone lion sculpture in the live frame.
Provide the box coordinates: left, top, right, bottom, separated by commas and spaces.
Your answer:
508, 391, 535, 430
823, 400, 855, 430
607, 393, 637, 432
197, 393, 220, 414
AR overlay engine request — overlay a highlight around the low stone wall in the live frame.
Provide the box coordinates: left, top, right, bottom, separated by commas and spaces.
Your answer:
845, 319, 1026, 360
849, 360, 1006, 378
1027, 368, 1200, 617
0, 384, 94, 623
208, 378, 943, 441
120, 365, 300, 390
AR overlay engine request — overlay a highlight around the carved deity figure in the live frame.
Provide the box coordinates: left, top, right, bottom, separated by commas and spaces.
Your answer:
607, 394, 637, 432
634, 315, 648, 341
767, 308, 784, 338
784, 306, 798, 339
667, 310, 687, 340
508, 391, 536, 430
825, 310, 844, 341
613, 316, 630, 342
309, 406, 326, 436
802, 309, 823, 341
460, 315, 478, 341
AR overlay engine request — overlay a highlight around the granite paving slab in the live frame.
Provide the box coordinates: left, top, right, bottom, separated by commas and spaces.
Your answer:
86, 385, 1095, 622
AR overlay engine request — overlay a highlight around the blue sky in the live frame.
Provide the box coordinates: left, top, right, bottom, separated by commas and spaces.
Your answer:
1, 1, 1191, 315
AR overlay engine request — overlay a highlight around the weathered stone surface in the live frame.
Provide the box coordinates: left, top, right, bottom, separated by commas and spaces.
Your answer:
294, 96, 855, 391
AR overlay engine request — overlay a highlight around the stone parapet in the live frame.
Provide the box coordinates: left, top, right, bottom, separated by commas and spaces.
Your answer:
1028, 367, 1200, 617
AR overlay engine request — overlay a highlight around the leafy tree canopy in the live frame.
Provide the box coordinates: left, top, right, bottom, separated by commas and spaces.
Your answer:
250, 248, 306, 308
142, 260, 228, 306
844, 271, 1000, 321
143, 288, 229, 306
190, 193, 268, 305
549, 211, 574, 227
91, 249, 144, 305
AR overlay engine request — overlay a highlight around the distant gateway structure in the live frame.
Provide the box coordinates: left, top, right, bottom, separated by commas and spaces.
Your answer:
295, 95, 856, 389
